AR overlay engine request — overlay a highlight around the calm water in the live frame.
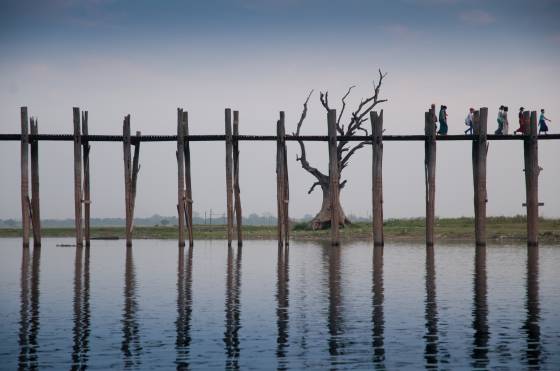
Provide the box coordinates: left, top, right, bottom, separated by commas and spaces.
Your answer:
0, 238, 559, 370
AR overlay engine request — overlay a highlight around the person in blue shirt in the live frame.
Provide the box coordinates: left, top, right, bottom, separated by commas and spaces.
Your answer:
437, 105, 448, 135
539, 109, 551, 135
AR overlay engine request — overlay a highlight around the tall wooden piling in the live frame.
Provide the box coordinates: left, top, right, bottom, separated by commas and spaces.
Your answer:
524, 111, 539, 247
182, 111, 193, 247
130, 131, 141, 238
30, 117, 41, 247
82, 112, 91, 247
177, 109, 186, 247
282, 113, 290, 247
123, 115, 132, 246
328, 109, 340, 246
73, 107, 83, 247
225, 109, 234, 247
371, 110, 384, 247
233, 111, 243, 247
276, 112, 286, 246
424, 109, 437, 246
472, 108, 488, 246
20, 107, 30, 247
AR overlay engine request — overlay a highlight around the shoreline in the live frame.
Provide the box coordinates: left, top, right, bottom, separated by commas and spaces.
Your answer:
1, 218, 559, 244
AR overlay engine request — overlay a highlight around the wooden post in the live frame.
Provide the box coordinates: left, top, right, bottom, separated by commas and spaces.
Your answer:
30, 117, 41, 247
328, 109, 340, 246
177, 109, 186, 247
524, 111, 539, 247
182, 111, 194, 248
472, 108, 488, 246
130, 130, 141, 238
424, 109, 436, 247
371, 110, 384, 247
82, 111, 91, 247
233, 110, 243, 247
276, 112, 286, 247
73, 107, 83, 247
20, 107, 30, 247
225, 109, 234, 247
282, 112, 290, 247
122, 115, 132, 246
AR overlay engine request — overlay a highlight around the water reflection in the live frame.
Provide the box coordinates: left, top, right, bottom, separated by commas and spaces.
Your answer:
524, 247, 540, 366
424, 245, 438, 368
18, 246, 41, 370
276, 244, 289, 369
323, 244, 345, 359
122, 246, 142, 368
372, 245, 385, 368
176, 246, 193, 370
224, 246, 242, 370
71, 246, 91, 370
471, 245, 489, 369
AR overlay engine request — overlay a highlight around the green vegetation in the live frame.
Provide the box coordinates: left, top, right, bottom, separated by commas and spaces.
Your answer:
1, 217, 559, 244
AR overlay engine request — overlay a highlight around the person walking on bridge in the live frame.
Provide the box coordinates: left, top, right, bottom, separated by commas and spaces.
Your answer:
437, 105, 448, 135
464, 108, 474, 134
539, 109, 551, 135
514, 107, 527, 134
495, 106, 505, 135
502, 106, 509, 134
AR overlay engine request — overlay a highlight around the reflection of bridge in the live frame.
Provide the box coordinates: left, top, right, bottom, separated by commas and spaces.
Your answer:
7, 107, 556, 248
17, 242, 543, 368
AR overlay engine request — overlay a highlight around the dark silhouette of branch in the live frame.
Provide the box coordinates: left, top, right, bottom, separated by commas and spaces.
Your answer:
307, 181, 321, 194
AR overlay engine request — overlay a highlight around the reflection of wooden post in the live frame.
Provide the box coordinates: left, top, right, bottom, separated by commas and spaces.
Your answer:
524, 111, 539, 247
82, 112, 91, 247
233, 111, 243, 247
282, 112, 290, 247
73, 107, 83, 247
424, 109, 436, 247
225, 109, 234, 247
472, 108, 488, 246
177, 109, 186, 247
30, 117, 41, 247
276, 113, 286, 247
182, 111, 194, 247
328, 109, 340, 246
21, 107, 30, 247
371, 110, 384, 247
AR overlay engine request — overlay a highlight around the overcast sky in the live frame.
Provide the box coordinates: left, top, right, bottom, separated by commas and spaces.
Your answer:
1, 0, 559, 220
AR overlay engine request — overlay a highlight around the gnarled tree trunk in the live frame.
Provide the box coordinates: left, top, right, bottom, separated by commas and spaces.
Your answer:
311, 183, 350, 230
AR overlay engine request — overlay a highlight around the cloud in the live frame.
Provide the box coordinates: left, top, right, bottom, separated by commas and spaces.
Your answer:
459, 10, 496, 25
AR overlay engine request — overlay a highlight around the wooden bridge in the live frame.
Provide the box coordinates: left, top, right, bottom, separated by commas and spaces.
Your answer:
2, 107, 557, 248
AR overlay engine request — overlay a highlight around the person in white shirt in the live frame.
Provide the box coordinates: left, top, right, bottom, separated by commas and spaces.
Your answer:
464, 108, 474, 134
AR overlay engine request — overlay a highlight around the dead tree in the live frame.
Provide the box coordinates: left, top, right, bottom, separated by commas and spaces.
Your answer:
294, 69, 387, 229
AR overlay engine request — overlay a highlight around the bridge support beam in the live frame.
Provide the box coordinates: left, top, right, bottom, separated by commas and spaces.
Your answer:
424, 108, 437, 246
472, 108, 488, 246
524, 111, 539, 247
328, 109, 340, 246
371, 110, 384, 247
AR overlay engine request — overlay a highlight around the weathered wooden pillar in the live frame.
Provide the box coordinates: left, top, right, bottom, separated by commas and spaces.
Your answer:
424, 109, 437, 247
122, 115, 140, 247
177, 109, 186, 247
524, 111, 539, 247
472, 108, 488, 246
282, 112, 290, 247
371, 110, 384, 247
30, 117, 41, 247
20, 107, 30, 247
73, 107, 83, 247
130, 131, 141, 239
182, 111, 194, 247
225, 108, 234, 247
276, 112, 286, 247
328, 109, 340, 246
233, 110, 243, 247
82, 111, 91, 247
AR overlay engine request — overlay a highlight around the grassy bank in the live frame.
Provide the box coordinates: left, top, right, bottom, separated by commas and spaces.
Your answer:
1, 217, 559, 244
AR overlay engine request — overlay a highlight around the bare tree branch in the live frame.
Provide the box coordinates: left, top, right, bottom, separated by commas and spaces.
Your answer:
294, 90, 328, 184
319, 91, 330, 112
337, 86, 355, 134
340, 140, 371, 171
307, 181, 321, 194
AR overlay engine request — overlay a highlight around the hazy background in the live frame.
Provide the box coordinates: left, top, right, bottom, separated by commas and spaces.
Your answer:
1, 0, 559, 221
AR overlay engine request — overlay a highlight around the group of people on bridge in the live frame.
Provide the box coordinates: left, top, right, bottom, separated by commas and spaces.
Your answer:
429, 104, 552, 136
